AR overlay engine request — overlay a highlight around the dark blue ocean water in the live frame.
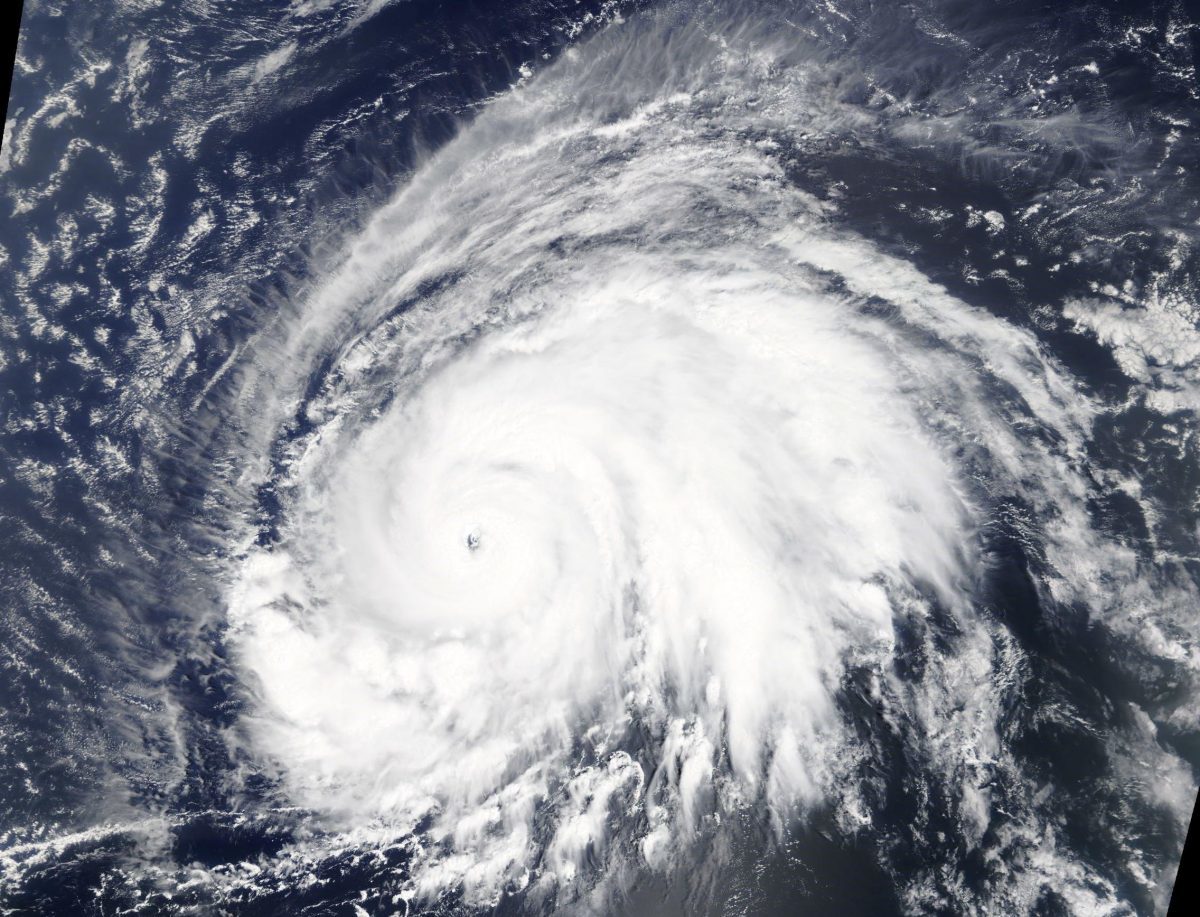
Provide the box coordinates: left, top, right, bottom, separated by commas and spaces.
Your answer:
2, 1, 1199, 914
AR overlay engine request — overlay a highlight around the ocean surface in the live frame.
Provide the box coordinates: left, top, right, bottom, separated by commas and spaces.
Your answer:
2, 1, 1200, 914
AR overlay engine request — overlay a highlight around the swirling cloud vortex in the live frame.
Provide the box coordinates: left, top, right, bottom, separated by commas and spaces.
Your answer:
226, 15, 1161, 910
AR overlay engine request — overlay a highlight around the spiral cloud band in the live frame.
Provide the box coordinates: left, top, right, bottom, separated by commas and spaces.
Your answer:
209, 12, 1199, 913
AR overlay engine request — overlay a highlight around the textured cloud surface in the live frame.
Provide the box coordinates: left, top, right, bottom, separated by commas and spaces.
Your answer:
222, 12, 1195, 911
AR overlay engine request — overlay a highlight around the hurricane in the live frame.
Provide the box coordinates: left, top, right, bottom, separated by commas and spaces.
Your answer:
2, 1, 1199, 915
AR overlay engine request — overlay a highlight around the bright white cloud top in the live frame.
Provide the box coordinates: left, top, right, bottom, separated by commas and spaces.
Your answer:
221, 13, 1197, 913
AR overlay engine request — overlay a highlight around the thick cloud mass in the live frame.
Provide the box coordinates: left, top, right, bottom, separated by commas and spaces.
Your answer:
221, 12, 1192, 911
